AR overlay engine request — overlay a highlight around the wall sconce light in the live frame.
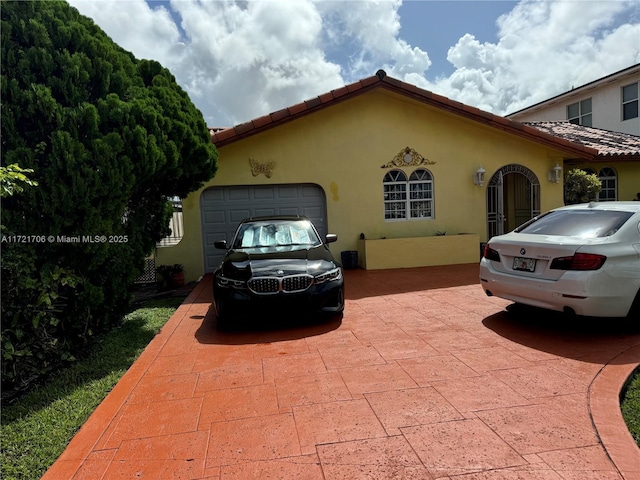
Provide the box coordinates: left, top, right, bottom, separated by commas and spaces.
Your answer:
547, 162, 563, 183
473, 165, 486, 186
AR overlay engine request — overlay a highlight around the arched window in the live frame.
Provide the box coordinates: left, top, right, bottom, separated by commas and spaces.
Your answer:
409, 169, 433, 219
383, 169, 433, 220
598, 167, 617, 202
383, 170, 407, 220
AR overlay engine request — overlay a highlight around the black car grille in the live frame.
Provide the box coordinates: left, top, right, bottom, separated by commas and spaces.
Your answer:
248, 275, 313, 294
283, 275, 313, 292
248, 277, 280, 294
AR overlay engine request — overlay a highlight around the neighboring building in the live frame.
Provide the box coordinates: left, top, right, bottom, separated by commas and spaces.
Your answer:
156, 70, 622, 281
507, 64, 640, 136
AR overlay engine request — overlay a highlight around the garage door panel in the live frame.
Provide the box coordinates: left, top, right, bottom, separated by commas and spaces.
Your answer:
253, 208, 278, 217
202, 188, 224, 201
228, 187, 251, 201
201, 184, 327, 272
277, 207, 300, 216
205, 252, 221, 271
229, 208, 252, 223
202, 210, 226, 224
301, 185, 322, 198
276, 186, 299, 198
253, 187, 276, 200
301, 206, 323, 218
204, 232, 224, 245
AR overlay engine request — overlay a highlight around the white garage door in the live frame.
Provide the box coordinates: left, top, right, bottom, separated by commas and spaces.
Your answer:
200, 184, 328, 272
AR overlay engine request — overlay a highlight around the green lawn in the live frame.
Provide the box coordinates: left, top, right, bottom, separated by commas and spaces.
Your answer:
621, 368, 640, 447
0, 296, 184, 480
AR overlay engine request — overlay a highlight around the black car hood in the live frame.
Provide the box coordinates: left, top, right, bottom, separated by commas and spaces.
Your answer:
219, 245, 338, 279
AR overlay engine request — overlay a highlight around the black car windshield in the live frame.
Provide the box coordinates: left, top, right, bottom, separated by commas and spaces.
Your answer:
233, 220, 322, 248
517, 209, 633, 238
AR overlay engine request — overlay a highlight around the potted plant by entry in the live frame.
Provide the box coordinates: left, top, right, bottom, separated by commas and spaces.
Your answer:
156, 264, 172, 290
169, 263, 185, 288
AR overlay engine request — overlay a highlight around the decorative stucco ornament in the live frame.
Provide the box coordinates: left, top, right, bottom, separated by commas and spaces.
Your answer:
381, 146, 436, 168
249, 158, 276, 178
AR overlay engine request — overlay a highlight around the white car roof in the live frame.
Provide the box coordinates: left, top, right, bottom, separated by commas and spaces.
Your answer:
554, 201, 640, 213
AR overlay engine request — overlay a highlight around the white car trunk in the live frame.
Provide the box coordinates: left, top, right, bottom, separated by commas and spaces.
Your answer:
489, 234, 599, 281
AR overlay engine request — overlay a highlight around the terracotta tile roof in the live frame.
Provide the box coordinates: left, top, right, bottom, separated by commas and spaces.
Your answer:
525, 122, 640, 159
209, 70, 598, 160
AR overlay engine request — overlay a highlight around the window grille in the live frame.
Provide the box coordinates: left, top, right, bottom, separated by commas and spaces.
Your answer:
383, 170, 407, 220
598, 167, 617, 202
383, 169, 433, 221
409, 169, 433, 219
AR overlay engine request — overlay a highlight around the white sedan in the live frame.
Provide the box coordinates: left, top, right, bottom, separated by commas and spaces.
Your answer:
479, 202, 640, 318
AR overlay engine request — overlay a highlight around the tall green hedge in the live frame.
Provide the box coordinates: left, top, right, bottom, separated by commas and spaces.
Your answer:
1, 0, 218, 393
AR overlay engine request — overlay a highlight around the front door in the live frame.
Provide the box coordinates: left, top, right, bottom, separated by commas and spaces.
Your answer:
487, 171, 504, 237
487, 165, 540, 239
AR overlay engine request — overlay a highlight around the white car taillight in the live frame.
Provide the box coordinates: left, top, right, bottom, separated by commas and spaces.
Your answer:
550, 253, 606, 270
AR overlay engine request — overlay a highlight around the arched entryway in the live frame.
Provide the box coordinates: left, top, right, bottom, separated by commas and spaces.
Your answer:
486, 164, 540, 238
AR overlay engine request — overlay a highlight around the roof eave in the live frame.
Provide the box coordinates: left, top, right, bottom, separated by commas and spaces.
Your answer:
506, 63, 640, 118
210, 73, 599, 160
210, 77, 380, 147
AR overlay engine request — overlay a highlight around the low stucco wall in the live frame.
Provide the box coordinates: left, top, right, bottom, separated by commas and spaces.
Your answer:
360, 234, 480, 270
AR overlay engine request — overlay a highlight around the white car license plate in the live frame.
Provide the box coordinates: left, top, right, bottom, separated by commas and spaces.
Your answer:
513, 257, 536, 272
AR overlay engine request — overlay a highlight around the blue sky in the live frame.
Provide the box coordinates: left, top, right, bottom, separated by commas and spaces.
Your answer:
397, 1, 516, 77
69, 0, 639, 127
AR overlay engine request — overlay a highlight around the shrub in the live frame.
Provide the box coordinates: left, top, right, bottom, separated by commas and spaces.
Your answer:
564, 168, 602, 205
1, 1, 218, 393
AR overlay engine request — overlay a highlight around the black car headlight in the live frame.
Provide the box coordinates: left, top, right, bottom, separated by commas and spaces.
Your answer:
314, 267, 342, 284
216, 275, 246, 289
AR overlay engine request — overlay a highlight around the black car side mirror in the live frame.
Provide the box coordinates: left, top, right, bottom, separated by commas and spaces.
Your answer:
325, 234, 338, 244
214, 240, 228, 250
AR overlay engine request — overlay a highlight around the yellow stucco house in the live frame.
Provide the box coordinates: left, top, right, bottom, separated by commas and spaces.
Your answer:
156, 70, 636, 282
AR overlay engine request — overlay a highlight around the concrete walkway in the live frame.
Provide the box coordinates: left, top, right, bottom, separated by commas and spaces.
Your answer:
43, 264, 640, 479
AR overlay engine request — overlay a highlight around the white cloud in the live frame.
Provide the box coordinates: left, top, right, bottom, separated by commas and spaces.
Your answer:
69, 0, 433, 126
316, 0, 431, 80
70, 0, 345, 125
428, 0, 640, 115
68, 0, 638, 126
69, 0, 182, 66
167, 0, 346, 125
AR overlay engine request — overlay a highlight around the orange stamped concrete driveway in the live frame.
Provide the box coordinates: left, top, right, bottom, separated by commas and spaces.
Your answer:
44, 264, 640, 479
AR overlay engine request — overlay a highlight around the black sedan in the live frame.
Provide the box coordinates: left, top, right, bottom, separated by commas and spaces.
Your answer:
212, 216, 344, 324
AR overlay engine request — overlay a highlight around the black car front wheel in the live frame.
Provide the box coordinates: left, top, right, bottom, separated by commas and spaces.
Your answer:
336, 287, 345, 312
214, 297, 231, 328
